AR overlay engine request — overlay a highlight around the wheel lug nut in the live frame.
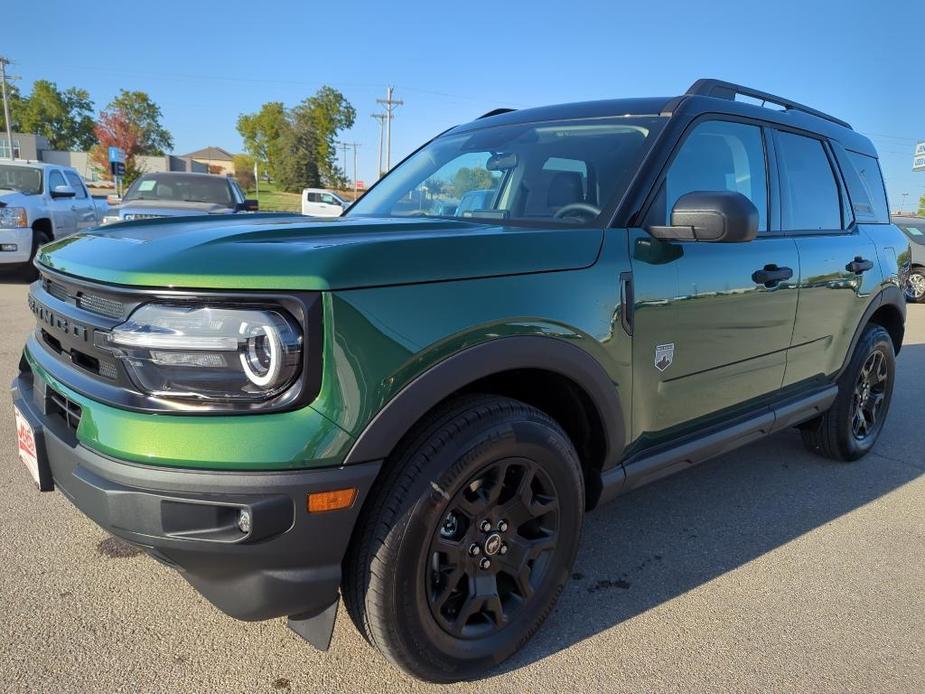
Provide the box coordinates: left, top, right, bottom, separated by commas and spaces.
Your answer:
479, 558, 491, 570
479, 520, 492, 532
498, 520, 509, 533
499, 544, 508, 555
468, 543, 480, 557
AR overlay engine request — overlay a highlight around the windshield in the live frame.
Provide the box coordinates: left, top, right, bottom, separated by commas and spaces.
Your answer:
124, 174, 233, 206
349, 116, 663, 225
0, 165, 42, 195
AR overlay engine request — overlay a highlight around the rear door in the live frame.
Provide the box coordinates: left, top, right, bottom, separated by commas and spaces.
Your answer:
629, 118, 800, 445
773, 130, 879, 385
63, 171, 97, 231
46, 169, 78, 238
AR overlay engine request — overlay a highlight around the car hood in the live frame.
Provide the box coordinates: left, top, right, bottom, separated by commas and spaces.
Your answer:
114, 199, 234, 216
0, 190, 31, 207
37, 214, 603, 290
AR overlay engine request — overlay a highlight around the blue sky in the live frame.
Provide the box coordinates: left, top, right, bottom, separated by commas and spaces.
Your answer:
7, 0, 924, 209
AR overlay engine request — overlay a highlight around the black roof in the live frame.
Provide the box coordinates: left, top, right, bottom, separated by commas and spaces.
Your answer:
455, 79, 877, 158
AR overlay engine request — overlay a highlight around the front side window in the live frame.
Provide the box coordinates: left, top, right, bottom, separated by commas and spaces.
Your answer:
663, 120, 768, 231
349, 117, 663, 226
776, 131, 842, 231
48, 170, 67, 191
63, 171, 87, 199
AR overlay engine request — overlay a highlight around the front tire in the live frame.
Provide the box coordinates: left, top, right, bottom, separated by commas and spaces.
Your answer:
905, 268, 925, 303
18, 229, 50, 282
800, 324, 895, 461
343, 395, 584, 683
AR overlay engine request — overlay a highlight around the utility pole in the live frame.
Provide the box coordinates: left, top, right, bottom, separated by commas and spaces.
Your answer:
376, 86, 403, 171
350, 142, 360, 197
371, 113, 386, 178
0, 57, 14, 160
337, 142, 350, 186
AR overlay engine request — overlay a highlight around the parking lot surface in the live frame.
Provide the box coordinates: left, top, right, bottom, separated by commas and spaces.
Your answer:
0, 277, 922, 693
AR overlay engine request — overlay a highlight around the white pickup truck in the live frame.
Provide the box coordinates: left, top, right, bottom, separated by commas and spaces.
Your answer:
0, 160, 106, 276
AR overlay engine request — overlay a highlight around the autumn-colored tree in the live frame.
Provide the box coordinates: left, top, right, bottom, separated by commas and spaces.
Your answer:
90, 109, 143, 185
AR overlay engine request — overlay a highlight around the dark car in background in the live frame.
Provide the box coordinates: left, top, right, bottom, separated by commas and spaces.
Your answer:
892, 214, 925, 302
102, 172, 257, 225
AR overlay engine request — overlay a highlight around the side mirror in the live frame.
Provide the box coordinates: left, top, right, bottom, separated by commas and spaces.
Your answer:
648, 191, 758, 243
238, 199, 259, 212
50, 185, 76, 199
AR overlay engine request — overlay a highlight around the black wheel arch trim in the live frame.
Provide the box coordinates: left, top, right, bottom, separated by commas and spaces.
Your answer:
342, 336, 626, 476
836, 286, 905, 379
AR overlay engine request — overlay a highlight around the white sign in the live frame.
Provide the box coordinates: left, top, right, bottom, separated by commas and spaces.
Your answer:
915, 142, 925, 172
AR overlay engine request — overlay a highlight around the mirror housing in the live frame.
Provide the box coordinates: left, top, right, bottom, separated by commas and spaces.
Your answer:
238, 199, 259, 212
648, 191, 758, 243
50, 185, 76, 199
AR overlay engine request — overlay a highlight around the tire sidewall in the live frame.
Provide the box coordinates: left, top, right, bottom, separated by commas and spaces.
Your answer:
907, 270, 925, 304
833, 327, 895, 459
386, 413, 583, 677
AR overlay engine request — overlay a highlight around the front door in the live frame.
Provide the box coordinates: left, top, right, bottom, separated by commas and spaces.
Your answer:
63, 171, 97, 232
629, 118, 800, 448
46, 169, 77, 238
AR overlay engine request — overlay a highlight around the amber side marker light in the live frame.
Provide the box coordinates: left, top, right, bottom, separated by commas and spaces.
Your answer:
307, 488, 357, 513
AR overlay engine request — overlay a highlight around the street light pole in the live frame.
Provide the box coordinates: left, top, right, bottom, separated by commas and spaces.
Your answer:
900, 192, 909, 214
0, 57, 14, 160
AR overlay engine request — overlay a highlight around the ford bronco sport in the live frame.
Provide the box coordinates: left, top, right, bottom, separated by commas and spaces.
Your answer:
10, 79, 909, 682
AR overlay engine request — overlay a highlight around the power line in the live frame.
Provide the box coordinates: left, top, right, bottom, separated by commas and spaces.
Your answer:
376, 87, 403, 172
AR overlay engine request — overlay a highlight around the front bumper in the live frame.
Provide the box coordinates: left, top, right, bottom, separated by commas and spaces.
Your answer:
11, 365, 381, 622
0, 227, 32, 264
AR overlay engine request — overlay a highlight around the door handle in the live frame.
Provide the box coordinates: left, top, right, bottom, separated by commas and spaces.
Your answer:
752, 264, 794, 288
846, 257, 874, 274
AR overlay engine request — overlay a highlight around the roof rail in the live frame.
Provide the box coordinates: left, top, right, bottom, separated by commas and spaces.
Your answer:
477, 108, 516, 120
685, 78, 852, 130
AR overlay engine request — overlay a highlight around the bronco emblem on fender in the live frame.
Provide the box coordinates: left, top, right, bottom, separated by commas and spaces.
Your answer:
655, 343, 675, 372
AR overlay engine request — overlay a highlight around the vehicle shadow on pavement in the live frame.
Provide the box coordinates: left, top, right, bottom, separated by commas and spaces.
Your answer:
496, 342, 925, 677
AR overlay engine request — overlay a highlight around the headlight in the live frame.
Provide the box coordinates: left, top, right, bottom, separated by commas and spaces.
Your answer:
101, 214, 122, 225
0, 207, 27, 228
108, 304, 303, 402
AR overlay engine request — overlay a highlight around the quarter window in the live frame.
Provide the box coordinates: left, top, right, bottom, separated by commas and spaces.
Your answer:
664, 120, 768, 231
775, 131, 842, 231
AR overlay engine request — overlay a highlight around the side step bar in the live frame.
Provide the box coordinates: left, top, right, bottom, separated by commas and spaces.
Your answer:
598, 385, 838, 505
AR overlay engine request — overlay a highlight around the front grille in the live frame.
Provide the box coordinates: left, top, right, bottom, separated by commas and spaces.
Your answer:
123, 213, 164, 221
46, 387, 82, 432
45, 278, 70, 303
42, 276, 126, 320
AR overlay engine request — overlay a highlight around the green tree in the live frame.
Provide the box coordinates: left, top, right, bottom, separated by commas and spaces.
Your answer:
0, 82, 24, 132
290, 86, 356, 187
107, 90, 173, 155
233, 153, 256, 190
236, 102, 288, 181
918, 193, 925, 216
452, 167, 495, 197
17, 80, 96, 150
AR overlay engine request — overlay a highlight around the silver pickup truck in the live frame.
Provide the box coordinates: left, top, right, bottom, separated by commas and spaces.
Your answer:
0, 160, 106, 275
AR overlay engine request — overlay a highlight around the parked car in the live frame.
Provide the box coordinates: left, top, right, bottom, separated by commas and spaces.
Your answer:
102, 172, 257, 224
301, 188, 348, 217
0, 160, 104, 276
11, 79, 909, 682
455, 188, 496, 217
891, 214, 925, 302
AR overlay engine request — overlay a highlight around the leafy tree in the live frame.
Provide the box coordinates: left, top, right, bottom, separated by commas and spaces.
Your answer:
107, 90, 173, 155
918, 193, 925, 216
290, 86, 356, 188
274, 115, 322, 192
452, 167, 495, 197
89, 109, 143, 186
236, 102, 288, 180
17, 80, 96, 150
424, 177, 448, 198
0, 82, 24, 132
233, 153, 256, 190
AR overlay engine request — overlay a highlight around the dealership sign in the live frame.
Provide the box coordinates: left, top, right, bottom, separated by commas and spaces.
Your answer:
915, 141, 925, 171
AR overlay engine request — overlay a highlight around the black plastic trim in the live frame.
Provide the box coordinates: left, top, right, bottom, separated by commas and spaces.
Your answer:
343, 336, 626, 472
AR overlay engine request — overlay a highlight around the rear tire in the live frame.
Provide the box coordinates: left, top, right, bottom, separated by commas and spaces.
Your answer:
800, 324, 895, 461
343, 394, 584, 683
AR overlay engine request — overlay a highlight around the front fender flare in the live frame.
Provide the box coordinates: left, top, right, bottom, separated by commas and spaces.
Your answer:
342, 335, 625, 475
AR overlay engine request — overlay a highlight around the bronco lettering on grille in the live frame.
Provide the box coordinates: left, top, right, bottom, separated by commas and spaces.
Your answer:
28, 295, 90, 342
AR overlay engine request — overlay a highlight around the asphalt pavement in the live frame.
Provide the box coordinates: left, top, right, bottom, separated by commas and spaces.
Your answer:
0, 276, 922, 693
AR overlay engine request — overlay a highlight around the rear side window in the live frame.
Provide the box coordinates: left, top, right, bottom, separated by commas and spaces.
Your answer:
663, 120, 768, 231
775, 132, 842, 231
844, 151, 889, 223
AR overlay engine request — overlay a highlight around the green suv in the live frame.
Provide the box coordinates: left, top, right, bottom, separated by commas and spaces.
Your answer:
10, 80, 909, 682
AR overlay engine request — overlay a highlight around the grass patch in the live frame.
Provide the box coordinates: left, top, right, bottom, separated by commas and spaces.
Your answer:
247, 183, 301, 213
